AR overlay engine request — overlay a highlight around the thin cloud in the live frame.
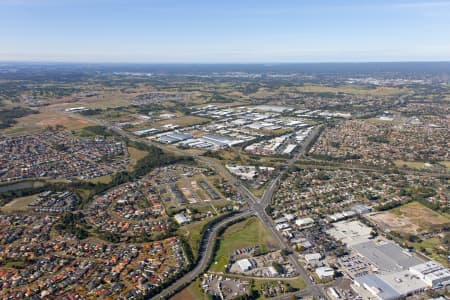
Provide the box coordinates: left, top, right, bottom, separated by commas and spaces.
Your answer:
389, 1, 450, 8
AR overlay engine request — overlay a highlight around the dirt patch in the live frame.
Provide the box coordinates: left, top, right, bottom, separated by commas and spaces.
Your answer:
6, 110, 95, 133
36, 115, 92, 129
367, 202, 450, 235
368, 212, 420, 235
1, 195, 37, 213
170, 286, 200, 300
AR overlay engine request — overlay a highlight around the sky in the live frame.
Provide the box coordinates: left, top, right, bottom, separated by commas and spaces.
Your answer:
0, 0, 450, 63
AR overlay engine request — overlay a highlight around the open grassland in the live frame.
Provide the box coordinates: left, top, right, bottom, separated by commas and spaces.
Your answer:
94, 108, 138, 122
407, 237, 449, 267
5, 110, 95, 134
177, 217, 216, 260
1, 195, 37, 213
170, 278, 208, 300
438, 161, 450, 170
368, 202, 450, 267
157, 115, 211, 127
389, 201, 450, 227
127, 146, 148, 171
210, 217, 278, 273
79, 92, 133, 109
215, 149, 275, 166
286, 84, 407, 96
393, 160, 429, 170
368, 201, 450, 235
88, 175, 113, 185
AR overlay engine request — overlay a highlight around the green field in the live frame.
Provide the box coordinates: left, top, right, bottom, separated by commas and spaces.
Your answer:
170, 278, 208, 300
393, 160, 429, 170
127, 146, 149, 171
210, 217, 278, 272
88, 175, 113, 185
1, 195, 37, 213
386, 202, 450, 267
289, 84, 407, 96
177, 217, 217, 260
407, 237, 449, 267
438, 161, 450, 170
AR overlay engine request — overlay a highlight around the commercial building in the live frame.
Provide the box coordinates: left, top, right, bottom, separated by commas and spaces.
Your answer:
353, 270, 429, 300
174, 213, 189, 225
316, 267, 335, 280
410, 261, 450, 287
354, 274, 401, 300
295, 217, 315, 229
237, 259, 253, 272
157, 132, 193, 144
352, 240, 423, 273
305, 253, 322, 266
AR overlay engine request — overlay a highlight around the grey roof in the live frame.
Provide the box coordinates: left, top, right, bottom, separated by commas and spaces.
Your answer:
353, 241, 424, 273
356, 274, 400, 300
159, 136, 179, 143
159, 132, 193, 143
203, 134, 232, 143
169, 132, 193, 140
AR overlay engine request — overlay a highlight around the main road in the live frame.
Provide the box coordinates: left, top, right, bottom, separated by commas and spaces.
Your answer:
74, 114, 324, 298
153, 210, 254, 299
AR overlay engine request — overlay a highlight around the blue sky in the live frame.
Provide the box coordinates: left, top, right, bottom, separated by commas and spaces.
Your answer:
1, 0, 450, 62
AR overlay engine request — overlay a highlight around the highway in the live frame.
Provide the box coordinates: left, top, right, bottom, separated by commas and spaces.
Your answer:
75, 114, 325, 299
153, 210, 254, 299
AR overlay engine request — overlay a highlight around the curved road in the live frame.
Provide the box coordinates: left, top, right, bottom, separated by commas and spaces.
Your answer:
75, 114, 325, 299
153, 210, 254, 299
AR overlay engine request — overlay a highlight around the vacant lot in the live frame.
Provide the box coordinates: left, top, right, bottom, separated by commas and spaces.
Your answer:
177, 217, 215, 260
439, 161, 450, 170
368, 202, 450, 266
6, 110, 95, 134
127, 146, 148, 171
368, 201, 450, 235
393, 160, 429, 170
290, 84, 406, 96
210, 216, 278, 272
157, 115, 211, 127
170, 278, 207, 300
1, 195, 37, 213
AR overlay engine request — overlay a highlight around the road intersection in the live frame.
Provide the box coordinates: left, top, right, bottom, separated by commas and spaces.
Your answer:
77, 114, 325, 299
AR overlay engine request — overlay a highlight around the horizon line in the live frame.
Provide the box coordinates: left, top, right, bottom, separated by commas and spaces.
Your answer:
1, 60, 450, 65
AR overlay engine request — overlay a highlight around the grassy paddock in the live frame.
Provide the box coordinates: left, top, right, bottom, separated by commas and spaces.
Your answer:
393, 160, 428, 170
1, 195, 37, 213
170, 278, 208, 300
177, 217, 216, 260
210, 216, 278, 272
127, 146, 149, 171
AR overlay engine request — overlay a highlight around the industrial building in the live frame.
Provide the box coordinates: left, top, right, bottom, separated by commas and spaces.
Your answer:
157, 131, 193, 144
295, 217, 315, 229
410, 261, 450, 287
353, 271, 428, 300
328, 219, 450, 299
316, 267, 335, 280
237, 259, 254, 272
